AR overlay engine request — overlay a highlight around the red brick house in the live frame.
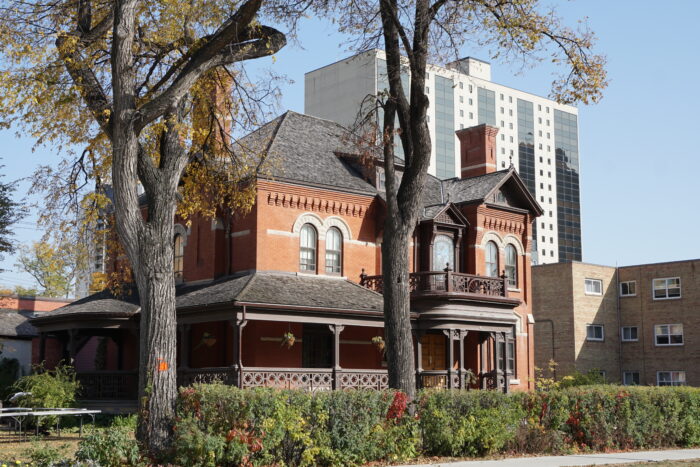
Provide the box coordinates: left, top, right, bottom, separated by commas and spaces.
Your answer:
30, 111, 541, 403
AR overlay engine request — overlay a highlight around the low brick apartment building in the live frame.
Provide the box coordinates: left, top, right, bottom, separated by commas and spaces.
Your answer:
533, 259, 700, 386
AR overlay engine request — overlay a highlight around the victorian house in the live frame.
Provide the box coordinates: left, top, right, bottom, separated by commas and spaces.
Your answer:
30, 112, 541, 407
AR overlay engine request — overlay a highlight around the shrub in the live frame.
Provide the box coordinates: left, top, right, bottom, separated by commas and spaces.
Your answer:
74, 419, 141, 466
172, 384, 418, 466
0, 357, 20, 400
24, 440, 72, 466
11, 364, 79, 428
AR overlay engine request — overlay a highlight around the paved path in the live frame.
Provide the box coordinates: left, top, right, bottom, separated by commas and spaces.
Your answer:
402, 448, 700, 466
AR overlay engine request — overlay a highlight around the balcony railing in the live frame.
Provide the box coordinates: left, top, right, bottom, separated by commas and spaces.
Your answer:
360, 270, 508, 298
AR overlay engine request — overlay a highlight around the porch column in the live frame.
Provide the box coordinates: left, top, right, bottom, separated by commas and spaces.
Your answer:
480, 332, 491, 390
414, 330, 424, 390
178, 324, 191, 370
67, 329, 78, 364
229, 319, 247, 387
328, 324, 345, 389
458, 330, 467, 389
502, 331, 511, 394
443, 329, 455, 389
494, 332, 504, 392
38, 332, 46, 363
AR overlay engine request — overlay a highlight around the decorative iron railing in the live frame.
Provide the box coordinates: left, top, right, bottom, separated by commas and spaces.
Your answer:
338, 369, 389, 390
361, 271, 508, 298
241, 368, 333, 391
76, 371, 138, 400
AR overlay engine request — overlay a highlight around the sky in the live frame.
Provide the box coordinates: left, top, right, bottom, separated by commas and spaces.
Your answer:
1, 0, 699, 292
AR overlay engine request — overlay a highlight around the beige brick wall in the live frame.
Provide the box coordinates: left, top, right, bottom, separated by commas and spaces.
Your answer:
532, 262, 575, 377
618, 260, 700, 386
533, 262, 619, 382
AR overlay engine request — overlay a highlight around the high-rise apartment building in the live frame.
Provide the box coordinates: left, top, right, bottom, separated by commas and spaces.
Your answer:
305, 49, 582, 263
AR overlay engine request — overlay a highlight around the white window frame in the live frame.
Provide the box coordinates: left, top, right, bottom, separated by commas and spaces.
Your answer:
623, 371, 640, 386
586, 324, 604, 342
657, 371, 686, 386
621, 326, 638, 342
653, 277, 681, 300
584, 278, 602, 296
654, 324, 684, 346
619, 281, 636, 297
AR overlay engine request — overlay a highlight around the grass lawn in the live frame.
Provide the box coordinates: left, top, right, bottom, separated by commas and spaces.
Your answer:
0, 432, 82, 464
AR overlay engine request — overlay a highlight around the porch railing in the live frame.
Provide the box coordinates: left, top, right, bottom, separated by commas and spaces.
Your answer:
360, 271, 508, 298
76, 371, 138, 400
178, 366, 238, 387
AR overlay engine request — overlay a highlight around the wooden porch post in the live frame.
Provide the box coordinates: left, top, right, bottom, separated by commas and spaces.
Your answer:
480, 332, 489, 390
328, 324, 345, 389
229, 318, 247, 387
494, 332, 503, 392
39, 332, 46, 364
502, 331, 510, 394
67, 329, 78, 364
414, 330, 424, 390
443, 329, 455, 389
458, 330, 467, 389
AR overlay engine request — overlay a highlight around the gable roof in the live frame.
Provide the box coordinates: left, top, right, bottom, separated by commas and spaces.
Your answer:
421, 203, 469, 226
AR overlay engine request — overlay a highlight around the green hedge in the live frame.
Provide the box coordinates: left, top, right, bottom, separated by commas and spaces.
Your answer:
169, 384, 700, 466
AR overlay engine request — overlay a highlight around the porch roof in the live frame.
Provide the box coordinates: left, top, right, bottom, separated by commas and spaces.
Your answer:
30, 272, 385, 330
176, 271, 384, 313
0, 310, 37, 338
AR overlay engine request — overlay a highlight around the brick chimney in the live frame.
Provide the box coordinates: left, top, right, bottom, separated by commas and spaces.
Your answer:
455, 124, 499, 179
192, 69, 234, 151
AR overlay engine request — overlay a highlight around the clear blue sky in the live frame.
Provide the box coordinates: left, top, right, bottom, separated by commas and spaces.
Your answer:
1, 0, 698, 291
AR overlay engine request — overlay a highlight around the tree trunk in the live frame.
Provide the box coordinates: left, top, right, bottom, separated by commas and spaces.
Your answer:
133, 224, 178, 452
382, 225, 416, 398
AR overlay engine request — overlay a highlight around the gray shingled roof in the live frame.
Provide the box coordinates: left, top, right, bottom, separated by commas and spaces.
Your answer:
442, 169, 511, 204
0, 310, 38, 337
176, 272, 383, 312
32, 272, 384, 327
32, 289, 140, 322
238, 111, 377, 195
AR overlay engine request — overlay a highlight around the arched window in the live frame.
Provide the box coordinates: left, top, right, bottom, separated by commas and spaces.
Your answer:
174, 234, 184, 282
325, 227, 342, 275
505, 244, 517, 287
300, 224, 317, 272
432, 234, 454, 270
485, 241, 499, 277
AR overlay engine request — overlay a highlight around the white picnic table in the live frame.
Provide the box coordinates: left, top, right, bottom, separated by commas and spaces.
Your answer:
0, 407, 101, 440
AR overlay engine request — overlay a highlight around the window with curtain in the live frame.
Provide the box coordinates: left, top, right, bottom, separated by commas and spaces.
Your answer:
300, 224, 317, 272
174, 234, 184, 282
505, 244, 517, 287
325, 227, 342, 274
485, 241, 499, 277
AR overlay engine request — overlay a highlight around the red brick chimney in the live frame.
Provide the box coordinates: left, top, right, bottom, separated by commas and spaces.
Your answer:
455, 124, 499, 179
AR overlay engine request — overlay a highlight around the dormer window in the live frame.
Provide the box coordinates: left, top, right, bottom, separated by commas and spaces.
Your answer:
432, 235, 454, 270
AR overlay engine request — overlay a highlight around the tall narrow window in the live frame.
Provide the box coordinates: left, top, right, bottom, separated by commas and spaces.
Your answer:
325, 227, 342, 275
173, 234, 184, 282
505, 245, 517, 287
485, 241, 499, 277
300, 224, 317, 272
432, 234, 454, 270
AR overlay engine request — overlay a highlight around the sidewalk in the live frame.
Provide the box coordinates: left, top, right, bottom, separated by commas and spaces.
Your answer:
402, 448, 700, 466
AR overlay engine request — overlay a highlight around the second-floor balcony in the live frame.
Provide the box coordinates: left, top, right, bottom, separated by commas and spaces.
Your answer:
360, 270, 516, 303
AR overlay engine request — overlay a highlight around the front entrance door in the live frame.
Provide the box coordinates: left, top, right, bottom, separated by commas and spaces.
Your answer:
421, 333, 447, 388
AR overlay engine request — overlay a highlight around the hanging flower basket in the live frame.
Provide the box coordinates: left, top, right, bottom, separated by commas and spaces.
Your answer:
281, 332, 296, 349
371, 336, 385, 353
